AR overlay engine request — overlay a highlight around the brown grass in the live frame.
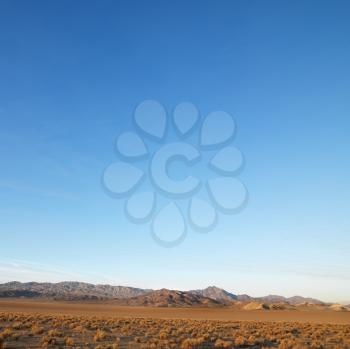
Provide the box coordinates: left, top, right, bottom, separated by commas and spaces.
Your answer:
0, 311, 349, 348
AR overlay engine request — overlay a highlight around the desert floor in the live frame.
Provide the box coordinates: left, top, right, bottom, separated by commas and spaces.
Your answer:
0, 299, 350, 324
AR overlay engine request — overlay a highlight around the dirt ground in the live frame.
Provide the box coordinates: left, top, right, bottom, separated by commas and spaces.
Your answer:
0, 299, 350, 324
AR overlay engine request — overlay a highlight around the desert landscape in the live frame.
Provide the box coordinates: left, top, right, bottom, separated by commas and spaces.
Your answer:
2, 1, 350, 348
0, 282, 350, 348
1, 310, 350, 349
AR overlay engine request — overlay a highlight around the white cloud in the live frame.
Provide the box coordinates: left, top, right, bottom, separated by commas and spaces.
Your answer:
0, 259, 119, 285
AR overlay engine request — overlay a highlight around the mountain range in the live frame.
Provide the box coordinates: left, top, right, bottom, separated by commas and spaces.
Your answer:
0, 282, 326, 308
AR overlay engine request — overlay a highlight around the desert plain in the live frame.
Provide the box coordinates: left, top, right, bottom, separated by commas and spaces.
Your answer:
1, 299, 350, 349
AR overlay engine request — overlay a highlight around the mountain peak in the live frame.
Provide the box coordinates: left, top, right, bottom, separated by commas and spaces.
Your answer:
119, 289, 222, 307
191, 286, 237, 303
0, 281, 326, 307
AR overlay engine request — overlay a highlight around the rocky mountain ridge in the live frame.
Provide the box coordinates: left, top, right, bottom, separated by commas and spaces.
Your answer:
0, 282, 327, 307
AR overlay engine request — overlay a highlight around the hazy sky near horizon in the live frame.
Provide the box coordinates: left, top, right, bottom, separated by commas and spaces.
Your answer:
1, 1, 350, 303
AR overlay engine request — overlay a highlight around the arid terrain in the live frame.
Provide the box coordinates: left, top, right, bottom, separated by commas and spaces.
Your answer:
0, 307, 350, 349
1, 300, 350, 324
1, 282, 350, 348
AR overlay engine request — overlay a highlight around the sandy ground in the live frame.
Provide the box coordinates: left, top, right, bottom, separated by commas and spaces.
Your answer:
1, 299, 350, 324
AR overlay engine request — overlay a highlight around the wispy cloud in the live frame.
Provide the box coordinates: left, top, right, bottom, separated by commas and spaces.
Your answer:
0, 258, 122, 286
163, 257, 350, 282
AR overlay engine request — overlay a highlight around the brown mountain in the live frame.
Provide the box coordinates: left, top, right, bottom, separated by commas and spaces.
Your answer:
0, 282, 325, 307
255, 295, 324, 305
190, 286, 237, 303
191, 288, 324, 306
0, 281, 149, 300
116, 289, 222, 307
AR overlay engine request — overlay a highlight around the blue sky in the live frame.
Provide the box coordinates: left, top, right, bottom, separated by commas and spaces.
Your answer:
1, 0, 350, 302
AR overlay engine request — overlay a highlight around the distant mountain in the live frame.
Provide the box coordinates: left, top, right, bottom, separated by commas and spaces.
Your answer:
0, 290, 42, 298
191, 286, 237, 303
0, 281, 325, 307
285, 295, 324, 305
190, 288, 323, 306
117, 289, 222, 307
256, 295, 324, 305
236, 294, 252, 302
0, 281, 149, 300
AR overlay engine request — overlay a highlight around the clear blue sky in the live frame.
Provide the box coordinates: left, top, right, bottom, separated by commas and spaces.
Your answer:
0, 0, 350, 302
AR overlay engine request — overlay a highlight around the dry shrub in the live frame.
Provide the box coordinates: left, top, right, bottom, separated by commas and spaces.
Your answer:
94, 328, 108, 342
11, 322, 22, 330
47, 329, 63, 337
181, 337, 205, 348
0, 328, 13, 339
214, 338, 233, 348
65, 336, 75, 346
40, 335, 57, 347
234, 335, 246, 346
292, 344, 309, 349
279, 338, 299, 349
73, 325, 86, 333
31, 324, 44, 335
0, 311, 349, 348
159, 330, 168, 339
11, 332, 20, 341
